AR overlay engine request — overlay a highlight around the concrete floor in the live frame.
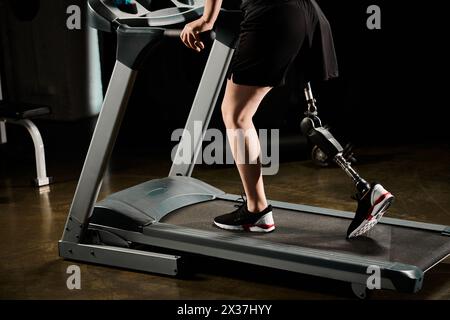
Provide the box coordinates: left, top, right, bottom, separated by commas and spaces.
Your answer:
1, 142, 449, 299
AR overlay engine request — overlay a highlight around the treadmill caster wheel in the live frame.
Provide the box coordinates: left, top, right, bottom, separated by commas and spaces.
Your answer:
351, 283, 370, 300
311, 145, 330, 167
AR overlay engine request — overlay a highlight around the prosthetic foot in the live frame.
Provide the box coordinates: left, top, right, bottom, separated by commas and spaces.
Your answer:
300, 83, 394, 238
347, 183, 394, 238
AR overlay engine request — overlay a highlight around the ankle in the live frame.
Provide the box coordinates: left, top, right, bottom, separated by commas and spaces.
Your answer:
247, 202, 269, 213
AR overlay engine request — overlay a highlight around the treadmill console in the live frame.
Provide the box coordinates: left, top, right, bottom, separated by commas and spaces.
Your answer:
113, 0, 138, 14
87, 0, 240, 69
88, 0, 206, 31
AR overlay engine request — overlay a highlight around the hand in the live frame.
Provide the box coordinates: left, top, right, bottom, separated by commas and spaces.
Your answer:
180, 18, 213, 52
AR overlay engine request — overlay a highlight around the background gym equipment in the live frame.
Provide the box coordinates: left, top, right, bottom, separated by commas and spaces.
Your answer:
0, 58, 52, 187
0, 0, 103, 121
59, 0, 450, 298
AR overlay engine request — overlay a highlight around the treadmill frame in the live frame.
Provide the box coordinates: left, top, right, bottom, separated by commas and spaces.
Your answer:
60, 0, 240, 275
59, 0, 450, 296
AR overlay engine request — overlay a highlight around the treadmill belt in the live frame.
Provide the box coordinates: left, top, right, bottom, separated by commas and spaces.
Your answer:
161, 200, 450, 271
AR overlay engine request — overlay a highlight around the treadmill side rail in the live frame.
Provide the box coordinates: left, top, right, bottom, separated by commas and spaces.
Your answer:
134, 223, 423, 293
443, 227, 450, 236
87, 220, 425, 293
59, 241, 181, 276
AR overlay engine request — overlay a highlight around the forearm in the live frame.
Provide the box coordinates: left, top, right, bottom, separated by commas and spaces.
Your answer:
202, 0, 223, 26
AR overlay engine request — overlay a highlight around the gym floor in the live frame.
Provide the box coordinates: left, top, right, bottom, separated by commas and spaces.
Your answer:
1, 131, 449, 299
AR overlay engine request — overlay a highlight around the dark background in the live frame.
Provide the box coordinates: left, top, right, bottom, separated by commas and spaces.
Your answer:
1, 0, 449, 163
99, 0, 450, 151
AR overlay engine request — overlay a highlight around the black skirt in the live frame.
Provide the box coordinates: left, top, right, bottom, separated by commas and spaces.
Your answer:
227, 0, 339, 87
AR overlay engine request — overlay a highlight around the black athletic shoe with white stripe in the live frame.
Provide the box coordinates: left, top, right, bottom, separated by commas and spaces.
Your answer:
347, 183, 394, 239
214, 197, 275, 233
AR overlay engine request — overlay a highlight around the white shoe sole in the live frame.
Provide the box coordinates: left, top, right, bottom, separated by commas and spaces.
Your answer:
213, 212, 275, 233
348, 192, 395, 239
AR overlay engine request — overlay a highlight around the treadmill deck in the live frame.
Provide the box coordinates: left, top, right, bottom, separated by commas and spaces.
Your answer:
161, 199, 450, 272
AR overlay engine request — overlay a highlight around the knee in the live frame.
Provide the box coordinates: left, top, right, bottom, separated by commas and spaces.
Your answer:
221, 104, 252, 129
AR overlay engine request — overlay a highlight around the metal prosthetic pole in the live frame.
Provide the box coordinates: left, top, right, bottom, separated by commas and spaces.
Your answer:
301, 83, 370, 198
334, 154, 370, 197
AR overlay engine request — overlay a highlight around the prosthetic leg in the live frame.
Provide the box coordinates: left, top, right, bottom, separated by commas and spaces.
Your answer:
300, 83, 394, 238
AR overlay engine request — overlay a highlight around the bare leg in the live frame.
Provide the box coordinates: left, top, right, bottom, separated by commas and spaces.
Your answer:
221, 79, 272, 213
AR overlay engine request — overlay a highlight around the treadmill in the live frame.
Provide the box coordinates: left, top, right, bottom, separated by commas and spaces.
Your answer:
59, 0, 450, 298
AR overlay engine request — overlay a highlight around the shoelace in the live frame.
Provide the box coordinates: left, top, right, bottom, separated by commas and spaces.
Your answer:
234, 193, 248, 219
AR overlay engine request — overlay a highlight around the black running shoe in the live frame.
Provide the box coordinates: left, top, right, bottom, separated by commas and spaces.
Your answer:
347, 183, 394, 239
214, 197, 275, 233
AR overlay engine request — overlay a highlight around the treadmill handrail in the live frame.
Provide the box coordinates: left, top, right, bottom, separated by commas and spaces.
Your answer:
170, 0, 205, 7
89, 0, 206, 29
117, 8, 204, 27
